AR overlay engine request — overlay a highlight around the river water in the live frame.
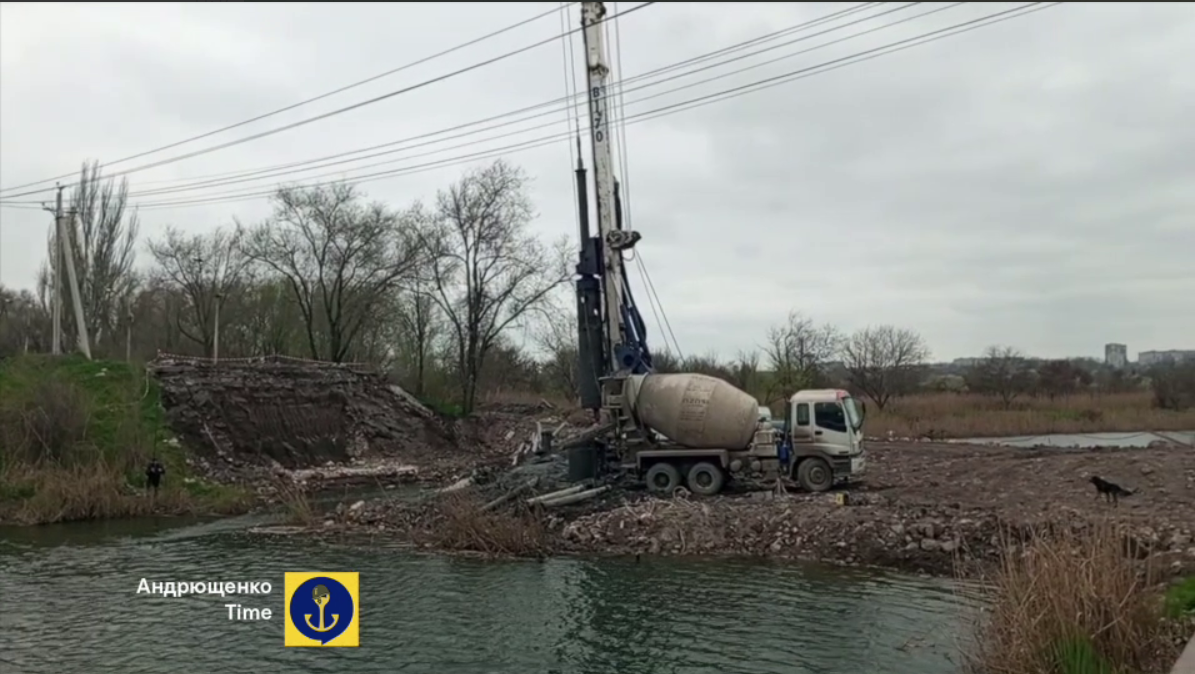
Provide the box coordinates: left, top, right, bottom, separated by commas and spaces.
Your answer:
0, 514, 976, 674
953, 429, 1195, 448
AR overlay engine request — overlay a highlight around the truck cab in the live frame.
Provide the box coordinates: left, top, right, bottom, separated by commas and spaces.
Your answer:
782, 389, 866, 492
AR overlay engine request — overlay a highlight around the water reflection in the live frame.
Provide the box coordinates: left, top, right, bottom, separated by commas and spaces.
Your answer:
0, 519, 975, 674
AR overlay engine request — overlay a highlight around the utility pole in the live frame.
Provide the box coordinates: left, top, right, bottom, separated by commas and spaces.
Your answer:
213, 291, 223, 362
125, 303, 134, 362
60, 206, 91, 359
42, 186, 64, 355
41, 184, 92, 359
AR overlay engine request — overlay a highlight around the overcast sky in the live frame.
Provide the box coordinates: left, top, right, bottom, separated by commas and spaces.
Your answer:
1, 2, 1192, 362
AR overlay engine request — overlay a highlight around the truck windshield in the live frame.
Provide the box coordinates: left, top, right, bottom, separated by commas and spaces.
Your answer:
843, 397, 863, 431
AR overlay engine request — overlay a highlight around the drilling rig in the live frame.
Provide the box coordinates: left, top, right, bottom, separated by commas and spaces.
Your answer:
568, 1, 867, 496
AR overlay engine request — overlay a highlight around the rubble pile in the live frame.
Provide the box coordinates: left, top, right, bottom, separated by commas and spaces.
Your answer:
315, 439, 1195, 577
151, 358, 460, 484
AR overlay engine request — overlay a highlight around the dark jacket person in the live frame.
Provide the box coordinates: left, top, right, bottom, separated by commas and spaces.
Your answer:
146, 459, 166, 492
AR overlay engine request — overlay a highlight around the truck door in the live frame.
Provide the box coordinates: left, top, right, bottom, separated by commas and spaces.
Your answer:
813, 402, 850, 451
791, 402, 814, 443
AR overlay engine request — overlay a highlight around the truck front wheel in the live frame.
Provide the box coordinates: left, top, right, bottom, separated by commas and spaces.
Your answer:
645, 462, 682, 495
797, 457, 833, 493
686, 462, 725, 496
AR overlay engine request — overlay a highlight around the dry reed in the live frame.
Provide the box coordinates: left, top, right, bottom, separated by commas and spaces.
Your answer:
413, 492, 549, 557
969, 522, 1180, 674
870, 391, 1195, 439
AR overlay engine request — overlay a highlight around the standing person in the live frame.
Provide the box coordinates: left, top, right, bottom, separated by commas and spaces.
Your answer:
146, 458, 166, 494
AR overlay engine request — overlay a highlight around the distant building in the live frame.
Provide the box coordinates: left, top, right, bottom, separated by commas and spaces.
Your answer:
1138, 350, 1195, 367
1104, 343, 1128, 369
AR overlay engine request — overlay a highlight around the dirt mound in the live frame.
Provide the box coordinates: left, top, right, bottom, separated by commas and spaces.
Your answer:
322, 440, 1195, 577
151, 358, 460, 481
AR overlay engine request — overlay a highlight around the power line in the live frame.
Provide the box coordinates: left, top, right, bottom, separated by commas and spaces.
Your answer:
153, 2, 886, 193
99, 2, 1059, 212
0, 3, 577, 196
0, 1, 878, 203
17, 2, 932, 204
121, 4, 941, 204
0, 2, 655, 199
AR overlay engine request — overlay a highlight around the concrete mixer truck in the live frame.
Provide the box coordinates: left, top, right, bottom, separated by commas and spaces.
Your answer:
565, 1, 867, 496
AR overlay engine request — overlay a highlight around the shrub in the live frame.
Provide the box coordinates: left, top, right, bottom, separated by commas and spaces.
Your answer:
413, 492, 548, 556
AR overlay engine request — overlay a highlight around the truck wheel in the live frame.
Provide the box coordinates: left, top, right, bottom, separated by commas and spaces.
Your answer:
686, 462, 725, 497
645, 462, 682, 495
797, 458, 833, 493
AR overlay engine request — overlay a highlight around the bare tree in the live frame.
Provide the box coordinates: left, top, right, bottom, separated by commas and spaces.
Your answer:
147, 225, 250, 357
763, 311, 840, 400
729, 350, 762, 394
395, 283, 440, 396
840, 325, 930, 410
966, 345, 1033, 408
0, 285, 48, 356
421, 160, 569, 413
535, 301, 580, 400
244, 184, 423, 362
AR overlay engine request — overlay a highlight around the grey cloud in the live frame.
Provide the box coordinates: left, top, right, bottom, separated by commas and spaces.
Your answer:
2, 1, 1193, 361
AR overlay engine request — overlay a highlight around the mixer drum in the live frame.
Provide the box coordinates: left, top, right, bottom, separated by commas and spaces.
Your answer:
629, 373, 759, 450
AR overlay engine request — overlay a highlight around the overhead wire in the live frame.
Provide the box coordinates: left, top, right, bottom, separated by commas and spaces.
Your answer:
609, 0, 684, 360
120, 2, 1063, 210
151, 1, 901, 198
0, 3, 580, 196
13, 1, 935, 205
141, 1, 932, 199
138, 4, 1066, 209
0, 1, 879, 203
0, 2, 1061, 212
116, 2, 972, 207
604, 1, 672, 356
0, 1, 656, 199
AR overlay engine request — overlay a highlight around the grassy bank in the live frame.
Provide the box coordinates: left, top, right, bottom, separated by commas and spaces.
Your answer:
869, 391, 1195, 439
0, 355, 250, 525
969, 524, 1190, 674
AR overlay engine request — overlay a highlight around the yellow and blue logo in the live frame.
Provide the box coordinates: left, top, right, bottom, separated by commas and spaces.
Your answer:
283, 572, 360, 647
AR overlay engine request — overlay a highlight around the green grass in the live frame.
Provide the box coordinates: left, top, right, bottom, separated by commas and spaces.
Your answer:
418, 396, 466, 418
1051, 636, 1124, 674
1164, 576, 1195, 619
0, 354, 250, 524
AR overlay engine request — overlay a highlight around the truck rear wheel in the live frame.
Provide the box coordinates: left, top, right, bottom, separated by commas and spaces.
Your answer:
797, 457, 833, 493
645, 462, 682, 495
686, 462, 725, 496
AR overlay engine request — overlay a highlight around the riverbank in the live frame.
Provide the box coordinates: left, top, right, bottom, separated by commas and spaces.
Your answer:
308, 442, 1195, 579
0, 355, 250, 525
0, 355, 561, 525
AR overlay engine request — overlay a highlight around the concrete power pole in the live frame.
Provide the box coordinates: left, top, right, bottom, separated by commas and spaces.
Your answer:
125, 303, 134, 362
42, 184, 92, 359
213, 291, 223, 363
43, 187, 64, 354
60, 206, 92, 359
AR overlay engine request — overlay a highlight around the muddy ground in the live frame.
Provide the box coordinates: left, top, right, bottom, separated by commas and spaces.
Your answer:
150, 358, 562, 494
147, 358, 1195, 577
321, 442, 1195, 577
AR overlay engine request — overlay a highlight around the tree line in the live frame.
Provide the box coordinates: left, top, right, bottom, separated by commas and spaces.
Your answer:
2, 160, 1193, 413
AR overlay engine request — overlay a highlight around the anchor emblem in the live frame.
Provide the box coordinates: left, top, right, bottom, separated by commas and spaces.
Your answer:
303, 584, 339, 632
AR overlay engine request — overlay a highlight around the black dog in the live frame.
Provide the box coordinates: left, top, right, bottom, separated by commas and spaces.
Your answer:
1089, 475, 1135, 506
